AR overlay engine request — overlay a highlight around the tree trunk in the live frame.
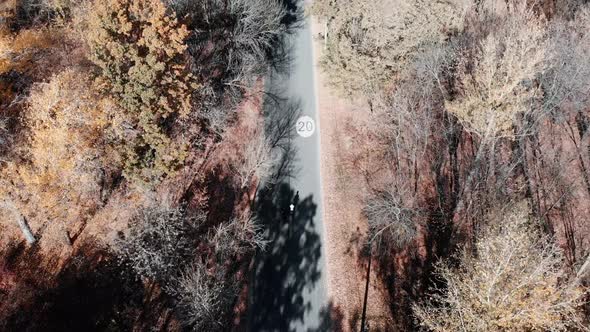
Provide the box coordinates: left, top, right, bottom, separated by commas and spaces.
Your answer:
1, 200, 35, 245
452, 118, 497, 230
577, 253, 590, 281
574, 113, 590, 197
451, 137, 487, 227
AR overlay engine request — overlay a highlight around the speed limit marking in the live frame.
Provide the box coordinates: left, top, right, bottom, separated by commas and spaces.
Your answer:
296, 116, 316, 138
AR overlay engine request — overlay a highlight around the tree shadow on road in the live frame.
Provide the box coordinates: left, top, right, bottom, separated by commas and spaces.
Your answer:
248, 35, 330, 329
306, 301, 346, 332
250, 181, 323, 331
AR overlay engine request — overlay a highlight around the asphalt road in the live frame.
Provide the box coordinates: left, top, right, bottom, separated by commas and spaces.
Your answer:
249, 12, 330, 332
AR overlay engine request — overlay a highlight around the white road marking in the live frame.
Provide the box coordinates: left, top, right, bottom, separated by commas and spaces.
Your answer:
296, 115, 316, 138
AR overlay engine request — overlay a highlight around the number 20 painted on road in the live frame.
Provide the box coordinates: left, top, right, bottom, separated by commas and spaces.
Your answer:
296, 116, 316, 138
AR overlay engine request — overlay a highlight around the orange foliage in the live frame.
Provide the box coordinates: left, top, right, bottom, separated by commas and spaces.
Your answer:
0, 70, 116, 232
0, 0, 17, 20
0, 28, 59, 75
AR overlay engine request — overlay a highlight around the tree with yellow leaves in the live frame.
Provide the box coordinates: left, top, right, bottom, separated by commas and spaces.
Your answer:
413, 202, 588, 331
446, 3, 550, 139
0, 70, 113, 243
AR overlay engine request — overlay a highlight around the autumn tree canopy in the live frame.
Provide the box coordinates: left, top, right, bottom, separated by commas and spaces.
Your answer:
312, 0, 468, 99
413, 203, 587, 331
86, 0, 196, 184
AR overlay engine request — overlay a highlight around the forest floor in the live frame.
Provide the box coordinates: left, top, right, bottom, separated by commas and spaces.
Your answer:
311, 18, 393, 331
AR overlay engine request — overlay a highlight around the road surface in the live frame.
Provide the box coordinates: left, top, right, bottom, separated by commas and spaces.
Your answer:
249, 10, 331, 332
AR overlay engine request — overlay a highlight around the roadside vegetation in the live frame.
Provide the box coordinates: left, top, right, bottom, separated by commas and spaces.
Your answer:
0, 0, 299, 330
313, 0, 590, 330
4, 0, 590, 330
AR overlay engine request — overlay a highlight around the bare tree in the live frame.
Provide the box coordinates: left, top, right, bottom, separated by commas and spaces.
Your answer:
446, 3, 549, 139
232, 130, 276, 190
208, 216, 268, 261
361, 45, 453, 251
116, 204, 264, 330
577, 253, 590, 281
161, 214, 264, 330
0, 115, 13, 159
115, 206, 205, 283
541, 7, 590, 121
225, 0, 297, 81
413, 202, 588, 332
553, 0, 589, 19
440, 4, 554, 232
364, 186, 419, 251
368, 53, 445, 188
166, 262, 236, 331
312, 0, 469, 98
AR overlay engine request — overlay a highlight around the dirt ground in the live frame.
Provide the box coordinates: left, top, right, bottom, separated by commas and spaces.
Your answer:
311, 19, 394, 331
